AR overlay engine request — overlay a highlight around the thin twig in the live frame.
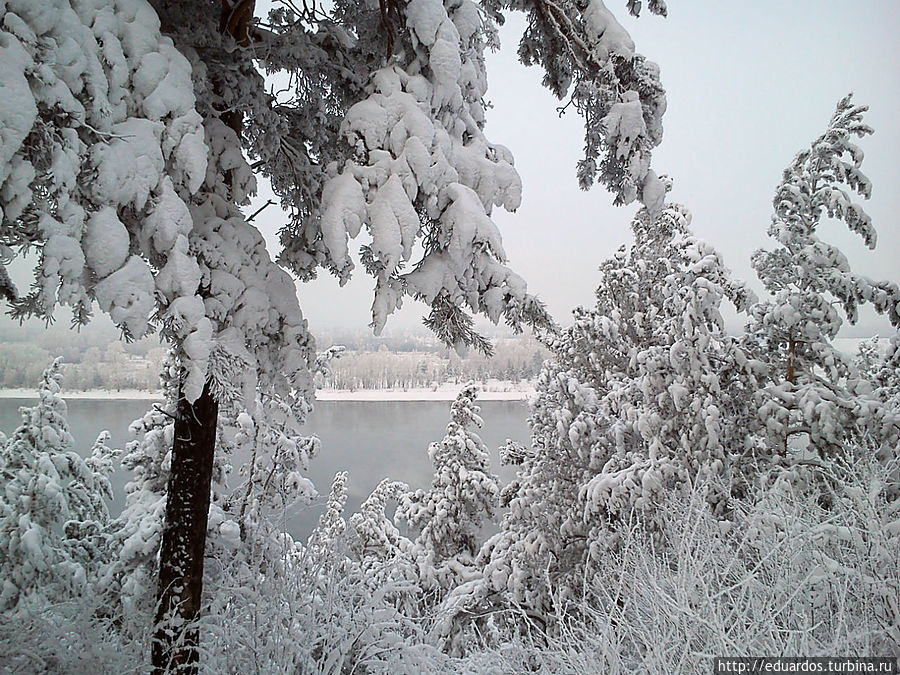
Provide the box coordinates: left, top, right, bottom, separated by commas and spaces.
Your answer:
153, 403, 177, 420
247, 200, 276, 222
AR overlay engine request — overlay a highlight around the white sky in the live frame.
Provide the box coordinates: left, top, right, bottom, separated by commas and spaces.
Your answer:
256, 1, 900, 337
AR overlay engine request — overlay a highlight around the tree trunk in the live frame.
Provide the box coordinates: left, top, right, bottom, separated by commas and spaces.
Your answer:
152, 379, 219, 674
150, 3, 249, 671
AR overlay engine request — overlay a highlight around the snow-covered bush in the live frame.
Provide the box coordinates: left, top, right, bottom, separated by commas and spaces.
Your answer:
458, 460, 900, 673
0, 359, 117, 615
198, 472, 443, 675
0, 595, 143, 674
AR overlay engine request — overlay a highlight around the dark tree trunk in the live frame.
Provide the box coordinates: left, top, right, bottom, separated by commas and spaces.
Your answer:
152, 379, 219, 674
149, 3, 250, 672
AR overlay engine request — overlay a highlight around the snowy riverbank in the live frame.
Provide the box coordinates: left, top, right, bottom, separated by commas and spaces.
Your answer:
0, 381, 535, 402
316, 383, 534, 401
0, 388, 164, 400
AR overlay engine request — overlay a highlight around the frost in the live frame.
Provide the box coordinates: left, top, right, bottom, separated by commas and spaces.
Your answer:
319, 170, 367, 275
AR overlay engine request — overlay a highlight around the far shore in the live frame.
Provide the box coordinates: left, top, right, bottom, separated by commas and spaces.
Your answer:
316, 386, 534, 401
0, 383, 534, 402
0, 388, 165, 400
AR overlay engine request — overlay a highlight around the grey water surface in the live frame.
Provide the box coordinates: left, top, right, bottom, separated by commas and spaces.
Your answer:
0, 398, 530, 539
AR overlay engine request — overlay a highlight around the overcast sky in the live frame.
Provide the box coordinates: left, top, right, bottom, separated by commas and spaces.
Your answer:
257, 1, 900, 337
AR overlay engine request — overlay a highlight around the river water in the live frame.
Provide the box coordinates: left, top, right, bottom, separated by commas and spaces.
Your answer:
0, 398, 530, 538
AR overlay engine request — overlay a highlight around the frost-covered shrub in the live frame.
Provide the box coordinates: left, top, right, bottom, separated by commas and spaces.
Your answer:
458, 461, 900, 673
0, 596, 144, 674
196, 472, 446, 675
0, 359, 117, 615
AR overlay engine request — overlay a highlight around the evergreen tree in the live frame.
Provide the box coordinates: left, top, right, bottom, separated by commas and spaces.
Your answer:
1, 0, 667, 666
0, 359, 117, 614
397, 383, 500, 592
483, 196, 758, 615
745, 95, 900, 463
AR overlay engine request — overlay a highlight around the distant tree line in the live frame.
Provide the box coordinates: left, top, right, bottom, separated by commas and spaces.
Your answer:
0, 323, 167, 391
0, 319, 545, 392
323, 337, 548, 390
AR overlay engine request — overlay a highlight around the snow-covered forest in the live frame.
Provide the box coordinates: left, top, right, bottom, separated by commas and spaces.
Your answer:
0, 0, 898, 673
0, 319, 546, 391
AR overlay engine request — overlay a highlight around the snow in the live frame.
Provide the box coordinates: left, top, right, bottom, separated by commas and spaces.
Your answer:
316, 384, 533, 401
584, 0, 636, 60
143, 178, 194, 254
166, 112, 207, 193
319, 170, 367, 275
406, 0, 445, 47
181, 317, 213, 402
0, 36, 36, 186
83, 207, 130, 278
603, 92, 648, 164
91, 118, 165, 209
429, 22, 462, 106
40, 234, 86, 302
3, 2, 899, 670
155, 236, 202, 298
20, 523, 45, 570
92, 256, 156, 337
0, 382, 533, 401
369, 175, 418, 275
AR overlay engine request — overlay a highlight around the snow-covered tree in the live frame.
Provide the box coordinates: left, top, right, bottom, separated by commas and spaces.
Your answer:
397, 383, 500, 593
0, 4, 318, 665
1, 0, 667, 354
1, 0, 668, 667
854, 336, 883, 381
873, 335, 900, 412
349, 478, 411, 561
496, 0, 668, 208
98, 354, 179, 627
481, 197, 759, 616
0, 359, 117, 614
745, 95, 900, 463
